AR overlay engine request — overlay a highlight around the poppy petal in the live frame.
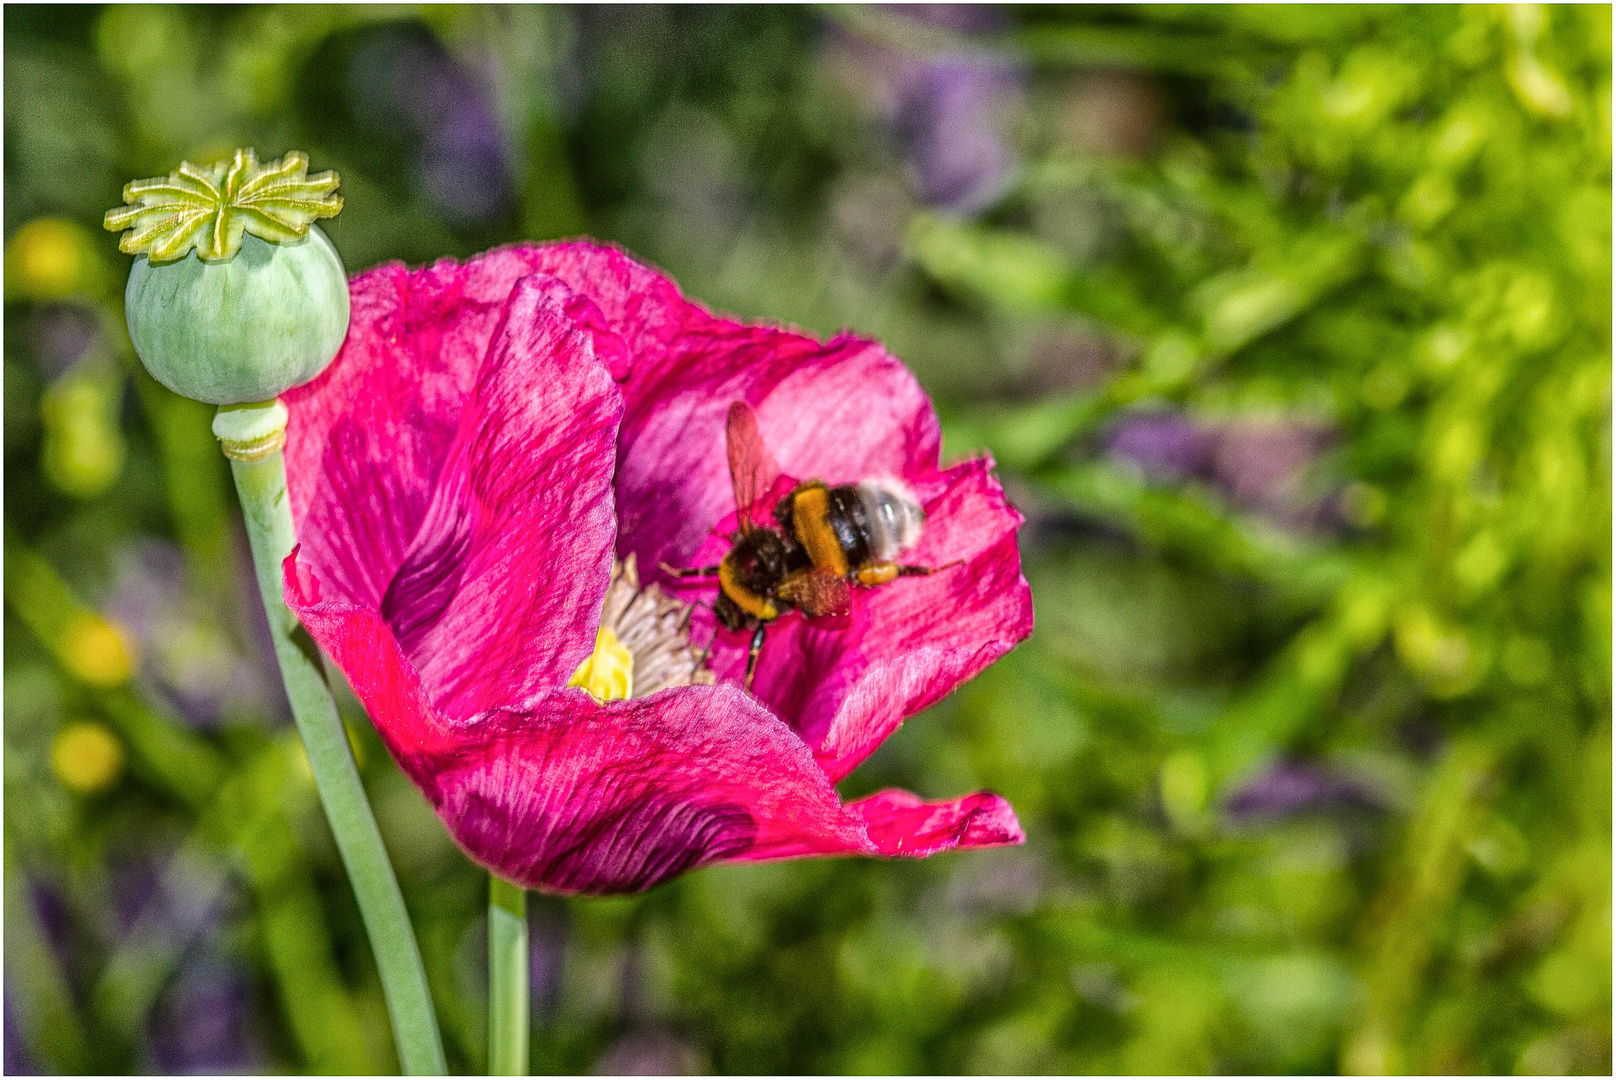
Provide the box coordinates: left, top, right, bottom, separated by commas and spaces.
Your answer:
845, 788, 1024, 856
284, 247, 558, 610
505, 243, 1033, 773
374, 276, 622, 719
286, 561, 881, 894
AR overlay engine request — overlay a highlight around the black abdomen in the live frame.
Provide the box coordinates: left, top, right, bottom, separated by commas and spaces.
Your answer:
825, 485, 874, 567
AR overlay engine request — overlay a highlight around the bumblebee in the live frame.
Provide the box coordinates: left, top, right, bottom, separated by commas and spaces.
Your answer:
663, 401, 945, 690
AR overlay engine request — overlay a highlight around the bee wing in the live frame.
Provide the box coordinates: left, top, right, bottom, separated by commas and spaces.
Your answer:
726, 401, 781, 533
777, 566, 852, 619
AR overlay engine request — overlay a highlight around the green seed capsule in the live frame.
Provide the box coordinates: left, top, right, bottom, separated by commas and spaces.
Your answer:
124, 226, 349, 405
106, 148, 349, 405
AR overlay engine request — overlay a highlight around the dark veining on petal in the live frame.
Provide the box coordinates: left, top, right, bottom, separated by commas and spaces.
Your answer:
544, 793, 755, 895
458, 781, 756, 895
381, 467, 473, 654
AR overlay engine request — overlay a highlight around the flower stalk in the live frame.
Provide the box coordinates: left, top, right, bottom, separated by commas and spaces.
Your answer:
487, 876, 528, 1075
216, 400, 446, 1076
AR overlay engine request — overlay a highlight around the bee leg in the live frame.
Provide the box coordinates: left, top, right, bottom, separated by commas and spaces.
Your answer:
659, 562, 722, 578
896, 561, 960, 576
854, 559, 963, 587
695, 630, 716, 671
744, 622, 767, 692
679, 597, 716, 631
855, 562, 901, 586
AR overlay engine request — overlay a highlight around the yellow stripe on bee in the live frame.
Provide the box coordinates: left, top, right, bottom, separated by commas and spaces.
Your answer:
719, 558, 779, 621
791, 484, 848, 576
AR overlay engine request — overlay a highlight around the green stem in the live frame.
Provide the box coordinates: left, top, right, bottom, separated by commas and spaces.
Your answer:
5, 842, 90, 1074
217, 400, 446, 1075
488, 876, 529, 1075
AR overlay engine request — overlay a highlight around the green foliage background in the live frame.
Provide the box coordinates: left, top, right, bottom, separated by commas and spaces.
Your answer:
4, 4, 1610, 1074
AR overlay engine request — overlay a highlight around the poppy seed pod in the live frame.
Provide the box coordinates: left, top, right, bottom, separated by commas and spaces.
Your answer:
106, 149, 349, 405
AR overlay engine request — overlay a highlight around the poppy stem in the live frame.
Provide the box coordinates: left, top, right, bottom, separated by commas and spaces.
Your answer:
488, 875, 529, 1074
215, 400, 447, 1076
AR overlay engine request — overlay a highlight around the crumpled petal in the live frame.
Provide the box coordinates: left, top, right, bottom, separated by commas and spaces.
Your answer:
509, 241, 1033, 778
378, 277, 621, 719
287, 260, 619, 720
845, 788, 1025, 857
280, 241, 1029, 895
287, 555, 1016, 894
284, 247, 563, 610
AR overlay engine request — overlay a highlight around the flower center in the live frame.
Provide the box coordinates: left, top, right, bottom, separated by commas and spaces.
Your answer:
568, 555, 713, 704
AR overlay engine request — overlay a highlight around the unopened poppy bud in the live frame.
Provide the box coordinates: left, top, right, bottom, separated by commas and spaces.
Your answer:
105, 148, 350, 405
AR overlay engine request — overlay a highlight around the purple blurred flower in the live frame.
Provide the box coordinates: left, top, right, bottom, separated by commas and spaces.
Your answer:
1225, 760, 1381, 820
147, 959, 260, 1075
896, 54, 1021, 214
27, 302, 101, 377
529, 902, 568, 1023
592, 1031, 706, 1076
1104, 410, 1339, 531
5, 983, 40, 1075
28, 879, 71, 960
108, 844, 232, 943
1105, 411, 1216, 481
897, 2, 1004, 32
110, 857, 162, 937
105, 541, 281, 727
348, 27, 513, 226
1210, 419, 1334, 526
407, 64, 513, 225
825, 7, 1023, 216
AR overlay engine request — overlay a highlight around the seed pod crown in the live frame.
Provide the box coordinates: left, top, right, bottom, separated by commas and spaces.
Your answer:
104, 148, 341, 265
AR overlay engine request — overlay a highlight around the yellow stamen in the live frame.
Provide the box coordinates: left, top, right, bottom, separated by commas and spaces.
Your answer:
568, 627, 635, 704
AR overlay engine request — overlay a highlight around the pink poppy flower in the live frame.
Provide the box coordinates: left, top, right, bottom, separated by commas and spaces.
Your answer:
280, 242, 1033, 895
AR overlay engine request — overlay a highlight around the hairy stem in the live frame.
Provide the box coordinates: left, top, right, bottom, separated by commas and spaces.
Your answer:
218, 400, 446, 1075
488, 876, 529, 1075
